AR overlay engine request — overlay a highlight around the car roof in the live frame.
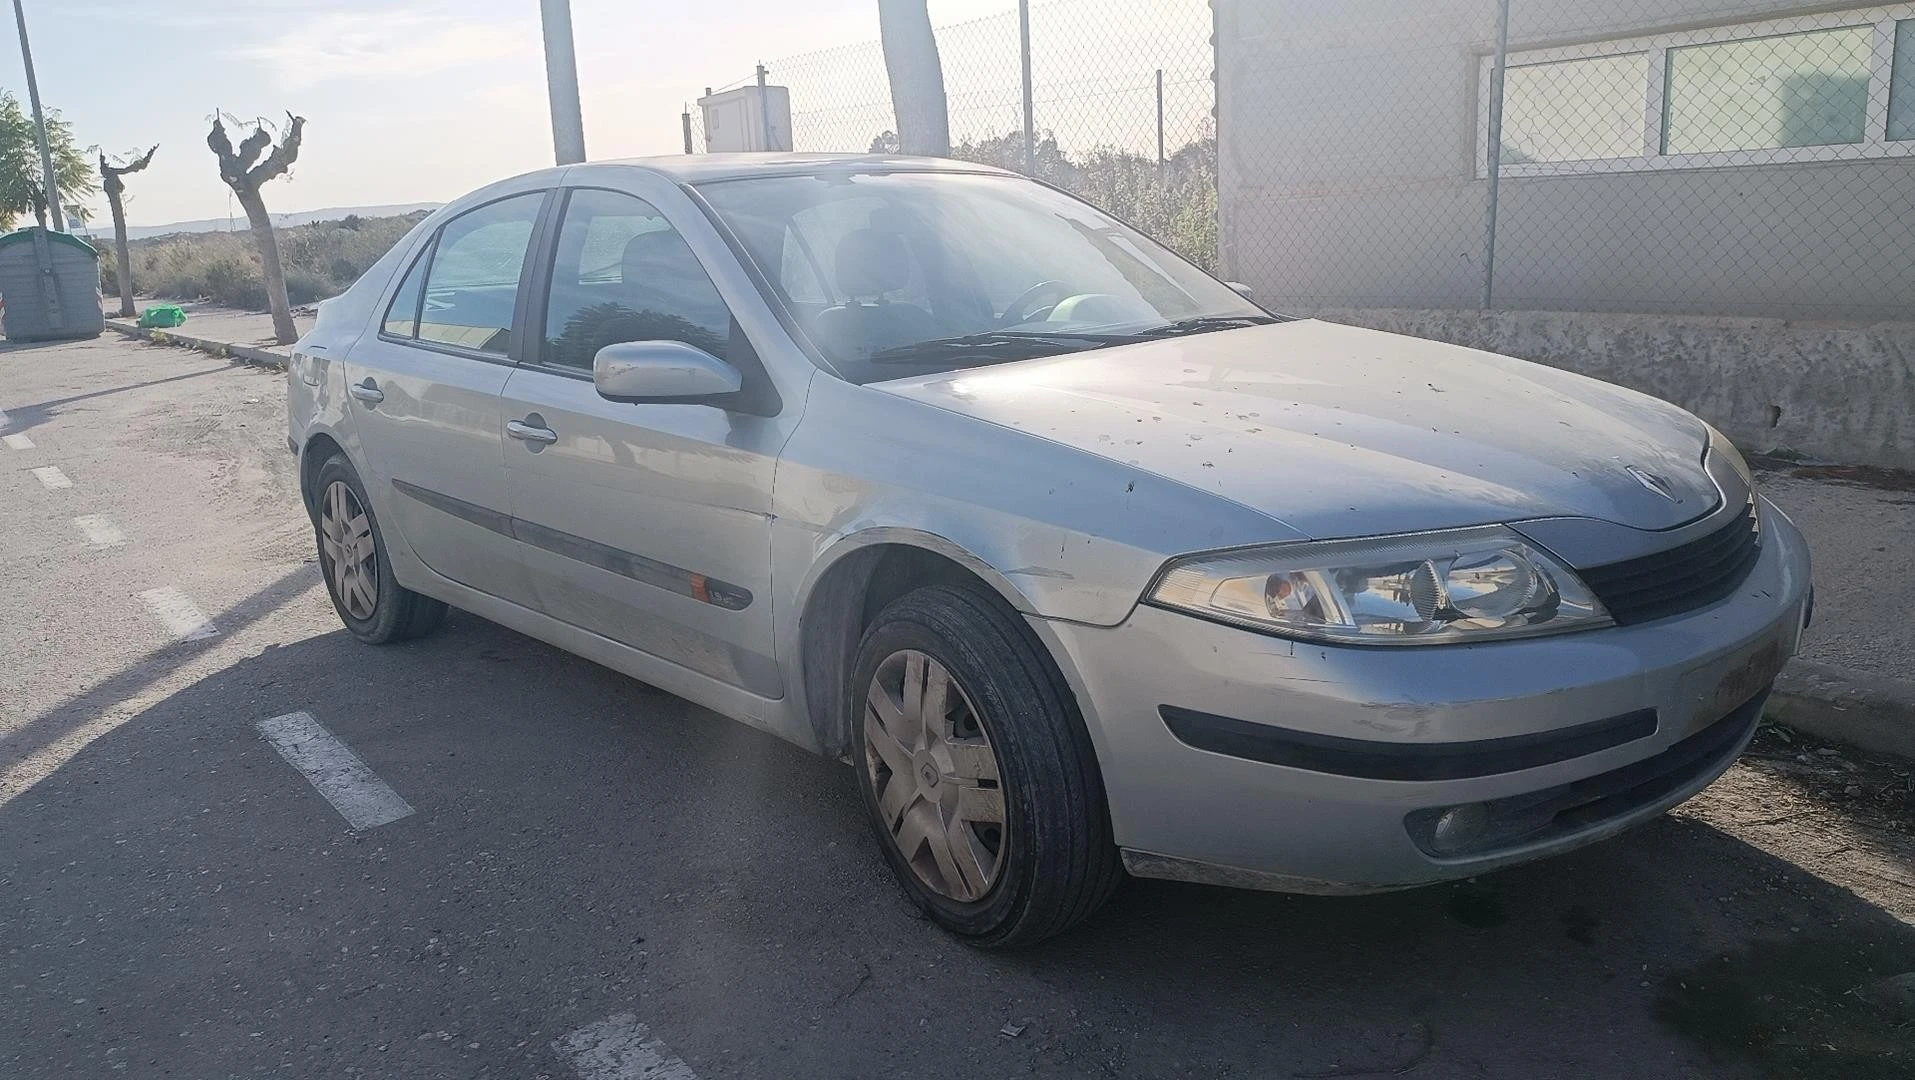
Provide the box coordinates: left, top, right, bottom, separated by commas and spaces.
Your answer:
568, 152, 1016, 184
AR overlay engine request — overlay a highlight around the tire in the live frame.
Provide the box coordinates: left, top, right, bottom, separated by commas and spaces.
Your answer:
309, 453, 447, 645
850, 583, 1120, 947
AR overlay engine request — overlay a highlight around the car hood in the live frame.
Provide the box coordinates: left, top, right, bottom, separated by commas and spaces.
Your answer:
871, 319, 1717, 540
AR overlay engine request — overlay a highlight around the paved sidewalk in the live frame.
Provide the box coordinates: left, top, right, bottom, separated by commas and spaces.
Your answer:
103, 302, 311, 368
101, 305, 1915, 759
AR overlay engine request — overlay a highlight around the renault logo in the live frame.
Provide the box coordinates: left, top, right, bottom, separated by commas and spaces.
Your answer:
1626, 465, 1678, 502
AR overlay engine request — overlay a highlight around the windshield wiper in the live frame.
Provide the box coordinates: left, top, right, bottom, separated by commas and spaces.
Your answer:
866, 330, 1124, 365
1122, 314, 1282, 339
865, 317, 1281, 365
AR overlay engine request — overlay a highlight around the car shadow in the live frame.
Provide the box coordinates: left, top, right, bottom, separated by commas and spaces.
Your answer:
3, 611, 1910, 1080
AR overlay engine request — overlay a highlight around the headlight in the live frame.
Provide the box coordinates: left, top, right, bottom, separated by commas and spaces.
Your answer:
1146, 526, 1611, 645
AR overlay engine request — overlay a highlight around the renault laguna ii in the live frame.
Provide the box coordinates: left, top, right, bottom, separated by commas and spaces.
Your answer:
287, 155, 1810, 946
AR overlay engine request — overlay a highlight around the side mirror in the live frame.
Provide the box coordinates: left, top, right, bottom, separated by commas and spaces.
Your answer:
593, 340, 743, 404
1226, 281, 1254, 299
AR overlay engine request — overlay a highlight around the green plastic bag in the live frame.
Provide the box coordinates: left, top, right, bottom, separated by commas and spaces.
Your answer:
138, 304, 187, 329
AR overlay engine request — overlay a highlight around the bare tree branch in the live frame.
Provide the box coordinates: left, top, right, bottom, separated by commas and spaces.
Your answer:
208, 116, 240, 185
246, 113, 305, 186
121, 144, 157, 174
234, 123, 272, 173
99, 144, 157, 200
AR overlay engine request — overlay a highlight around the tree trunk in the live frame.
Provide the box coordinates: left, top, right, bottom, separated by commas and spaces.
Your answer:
877, 0, 950, 156
236, 187, 296, 344
106, 186, 135, 318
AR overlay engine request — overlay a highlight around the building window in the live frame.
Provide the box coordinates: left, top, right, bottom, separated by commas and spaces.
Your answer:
1664, 25, 1874, 154
1891, 20, 1915, 140
1481, 7, 1915, 176
1501, 53, 1646, 164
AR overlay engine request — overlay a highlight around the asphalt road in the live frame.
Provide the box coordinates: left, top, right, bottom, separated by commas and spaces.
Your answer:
3, 333, 1912, 1080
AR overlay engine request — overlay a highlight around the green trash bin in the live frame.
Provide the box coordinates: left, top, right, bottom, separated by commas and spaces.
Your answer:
138, 304, 187, 329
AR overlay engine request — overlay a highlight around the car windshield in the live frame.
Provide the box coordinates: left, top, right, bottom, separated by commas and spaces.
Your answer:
695, 170, 1277, 383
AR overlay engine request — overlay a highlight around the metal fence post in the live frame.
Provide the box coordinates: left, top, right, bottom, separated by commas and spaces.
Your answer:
1155, 68, 1166, 166
1480, 0, 1511, 310
756, 63, 771, 151
682, 108, 695, 154
1018, 0, 1036, 174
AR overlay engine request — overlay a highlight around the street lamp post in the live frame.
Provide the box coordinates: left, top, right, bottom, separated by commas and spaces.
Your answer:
10, 0, 64, 231
539, 0, 586, 165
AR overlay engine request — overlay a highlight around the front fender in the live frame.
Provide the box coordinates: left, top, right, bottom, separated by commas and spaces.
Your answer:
771, 375, 1300, 629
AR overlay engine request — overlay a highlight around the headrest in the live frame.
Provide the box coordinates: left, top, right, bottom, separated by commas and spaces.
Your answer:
834, 228, 912, 297
622, 228, 697, 284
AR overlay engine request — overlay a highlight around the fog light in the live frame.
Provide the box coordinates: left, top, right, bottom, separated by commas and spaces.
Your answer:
1429, 803, 1491, 856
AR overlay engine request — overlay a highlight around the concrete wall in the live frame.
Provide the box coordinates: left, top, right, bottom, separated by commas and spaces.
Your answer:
1214, 0, 1915, 321
1314, 308, 1915, 469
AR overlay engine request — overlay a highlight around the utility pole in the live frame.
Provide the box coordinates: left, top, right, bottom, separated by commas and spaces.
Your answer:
10, 0, 64, 231
539, 0, 586, 164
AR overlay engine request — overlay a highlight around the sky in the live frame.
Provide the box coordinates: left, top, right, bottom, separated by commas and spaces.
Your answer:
5, 0, 1011, 226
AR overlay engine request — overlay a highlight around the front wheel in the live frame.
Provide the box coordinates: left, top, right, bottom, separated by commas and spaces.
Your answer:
851, 584, 1119, 947
310, 453, 446, 645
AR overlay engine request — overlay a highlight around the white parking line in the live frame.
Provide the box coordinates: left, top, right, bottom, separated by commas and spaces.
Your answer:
138, 587, 220, 641
2, 433, 32, 450
256, 711, 414, 830
72, 515, 127, 548
555, 1015, 699, 1080
30, 465, 72, 489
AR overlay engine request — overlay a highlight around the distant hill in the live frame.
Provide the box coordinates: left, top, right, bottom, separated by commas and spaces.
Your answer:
78, 203, 442, 242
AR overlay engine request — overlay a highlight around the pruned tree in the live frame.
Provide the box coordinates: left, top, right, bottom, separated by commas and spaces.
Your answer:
876, 0, 949, 156
99, 145, 157, 318
208, 111, 305, 344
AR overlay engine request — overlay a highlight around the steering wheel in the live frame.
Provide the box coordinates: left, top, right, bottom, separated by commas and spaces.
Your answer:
998, 280, 1072, 327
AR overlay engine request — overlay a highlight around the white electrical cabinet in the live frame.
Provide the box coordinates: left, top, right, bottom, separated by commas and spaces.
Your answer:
698, 85, 793, 152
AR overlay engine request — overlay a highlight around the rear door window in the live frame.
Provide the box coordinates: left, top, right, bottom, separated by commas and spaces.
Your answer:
417, 192, 545, 354
381, 242, 430, 337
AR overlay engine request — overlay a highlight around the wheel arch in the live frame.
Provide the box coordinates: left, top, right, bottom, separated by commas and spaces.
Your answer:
793, 530, 1076, 760
299, 431, 348, 513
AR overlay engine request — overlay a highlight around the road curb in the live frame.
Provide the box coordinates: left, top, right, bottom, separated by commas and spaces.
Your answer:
104, 318, 289, 372
1768, 659, 1915, 761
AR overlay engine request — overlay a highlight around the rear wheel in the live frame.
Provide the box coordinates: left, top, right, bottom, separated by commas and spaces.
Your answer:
310, 453, 446, 644
851, 584, 1119, 947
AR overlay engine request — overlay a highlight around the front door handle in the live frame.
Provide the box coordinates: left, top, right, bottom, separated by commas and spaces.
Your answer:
507, 419, 559, 445
348, 379, 384, 404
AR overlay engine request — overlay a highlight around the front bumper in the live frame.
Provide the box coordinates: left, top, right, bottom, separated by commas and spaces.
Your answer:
1041, 497, 1812, 892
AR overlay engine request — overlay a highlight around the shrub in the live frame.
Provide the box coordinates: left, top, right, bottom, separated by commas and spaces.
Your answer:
111, 210, 427, 311
947, 130, 1219, 272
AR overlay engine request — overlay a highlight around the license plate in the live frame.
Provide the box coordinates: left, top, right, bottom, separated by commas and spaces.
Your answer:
1712, 636, 1787, 716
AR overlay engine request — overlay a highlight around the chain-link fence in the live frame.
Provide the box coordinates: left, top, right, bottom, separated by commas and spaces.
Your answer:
1217, 0, 1915, 322
684, 0, 1218, 269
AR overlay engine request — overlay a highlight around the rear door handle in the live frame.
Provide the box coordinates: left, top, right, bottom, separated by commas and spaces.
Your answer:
507, 419, 558, 445
348, 379, 384, 404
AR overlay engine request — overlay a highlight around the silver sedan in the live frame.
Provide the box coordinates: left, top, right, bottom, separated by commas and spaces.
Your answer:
286, 154, 1811, 946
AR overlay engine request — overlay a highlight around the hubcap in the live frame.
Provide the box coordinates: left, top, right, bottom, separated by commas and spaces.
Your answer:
863, 650, 1006, 902
319, 480, 379, 621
